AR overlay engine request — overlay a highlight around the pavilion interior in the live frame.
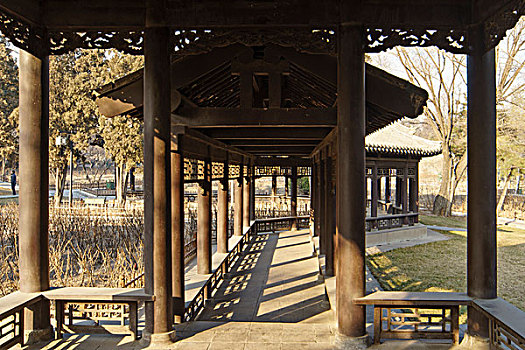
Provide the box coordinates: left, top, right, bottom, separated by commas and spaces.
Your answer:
1, 1, 524, 349
96, 43, 428, 160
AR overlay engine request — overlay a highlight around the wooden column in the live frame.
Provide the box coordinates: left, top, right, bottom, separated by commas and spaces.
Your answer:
371, 165, 378, 218
197, 159, 212, 274
271, 175, 277, 214
250, 167, 256, 222
395, 175, 402, 208
385, 175, 391, 203
234, 174, 243, 236
311, 161, 317, 236
336, 24, 366, 338
467, 25, 497, 339
243, 167, 251, 230
291, 166, 298, 230
318, 155, 326, 255
402, 163, 408, 214
171, 137, 184, 322
409, 165, 418, 214
217, 162, 229, 253
143, 25, 173, 339
324, 156, 334, 276
377, 176, 382, 202
19, 49, 52, 340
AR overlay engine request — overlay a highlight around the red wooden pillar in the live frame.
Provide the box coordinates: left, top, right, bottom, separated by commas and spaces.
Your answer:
291, 166, 298, 230
243, 166, 251, 230
217, 162, 229, 253
197, 159, 212, 274
467, 25, 497, 340
234, 171, 243, 236
143, 22, 174, 342
19, 49, 53, 342
171, 137, 184, 322
336, 24, 367, 341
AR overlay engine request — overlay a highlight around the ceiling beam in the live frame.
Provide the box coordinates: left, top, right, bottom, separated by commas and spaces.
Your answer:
202, 127, 332, 140
254, 157, 311, 167
228, 140, 320, 147
173, 107, 337, 128
39, 1, 470, 30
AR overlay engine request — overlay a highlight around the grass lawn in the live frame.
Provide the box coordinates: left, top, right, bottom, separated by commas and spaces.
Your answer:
366, 214, 525, 317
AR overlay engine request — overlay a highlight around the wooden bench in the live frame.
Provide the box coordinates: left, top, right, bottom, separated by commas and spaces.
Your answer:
0, 292, 43, 350
42, 287, 153, 340
355, 291, 471, 345
472, 298, 525, 349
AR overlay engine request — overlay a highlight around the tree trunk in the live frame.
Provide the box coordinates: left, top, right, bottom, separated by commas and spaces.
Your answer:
116, 163, 128, 207
497, 168, 514, 214
54, 166, 67, 206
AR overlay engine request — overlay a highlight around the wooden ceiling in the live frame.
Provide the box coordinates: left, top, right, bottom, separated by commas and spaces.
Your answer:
96, 44, 428, 159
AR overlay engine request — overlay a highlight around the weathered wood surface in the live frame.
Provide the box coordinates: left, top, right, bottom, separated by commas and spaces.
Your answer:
354, 291, 471, 306
42, 287, 154, 302
473, 297, 525, 337
0, 292, 42, 319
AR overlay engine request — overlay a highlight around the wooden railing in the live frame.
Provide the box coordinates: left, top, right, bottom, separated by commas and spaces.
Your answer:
0, 292, 43, 350
255, 209, 310, 219
184, 222, 257, 321
255, 215, 309, 233
472, 298, 525, 350
365, 213, 418, 231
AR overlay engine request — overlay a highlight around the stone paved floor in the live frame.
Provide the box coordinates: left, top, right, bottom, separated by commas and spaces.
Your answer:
198, 230, 333, 324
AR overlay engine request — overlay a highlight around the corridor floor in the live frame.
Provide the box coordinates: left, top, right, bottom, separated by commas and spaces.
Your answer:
197, 229, 334, 323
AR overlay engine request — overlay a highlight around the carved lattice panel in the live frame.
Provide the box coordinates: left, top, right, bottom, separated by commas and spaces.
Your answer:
212, 162, 224, 180
408, 167, 416, 177
297, 166, 311, 177
197, 160, 206, 181
378, 168, 389, 177
48, 31, 144, 55
229, 165, 240, 179
366, 167, 373, 177
366, 28, 468, 54
184, 158, 199, 181
254, 166, 291, 177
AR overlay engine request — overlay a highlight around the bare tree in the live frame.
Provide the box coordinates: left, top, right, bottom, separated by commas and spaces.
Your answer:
391, 18, 525, 216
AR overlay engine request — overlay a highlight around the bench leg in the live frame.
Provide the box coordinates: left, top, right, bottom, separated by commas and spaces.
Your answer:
451, 306, 459, 344
129, 301, 138, 341
55, 300, 65, 339
68, 304, 74, 326
374, 307, 382, 344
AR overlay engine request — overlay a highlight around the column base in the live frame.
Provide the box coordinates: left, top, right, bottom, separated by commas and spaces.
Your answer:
335, 333, 370, 349
458, 333, 490, 349
24, 326, 53, 344
141, 330, 176, 348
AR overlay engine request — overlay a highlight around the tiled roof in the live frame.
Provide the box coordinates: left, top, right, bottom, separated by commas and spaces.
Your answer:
365, 120, 441, 157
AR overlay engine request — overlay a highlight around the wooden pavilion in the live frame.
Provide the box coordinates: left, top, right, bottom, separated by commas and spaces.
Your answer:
0, 0, 524, 348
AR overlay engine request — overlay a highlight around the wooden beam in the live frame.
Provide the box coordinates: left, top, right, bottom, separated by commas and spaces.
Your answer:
202, 127, 332, 140
171, 126, 253, 162
174, 107, 336, 127
254, 157, 311, 167
239, 146, 315, 153
229, 140, 319, 147
40, 1, 470, 30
